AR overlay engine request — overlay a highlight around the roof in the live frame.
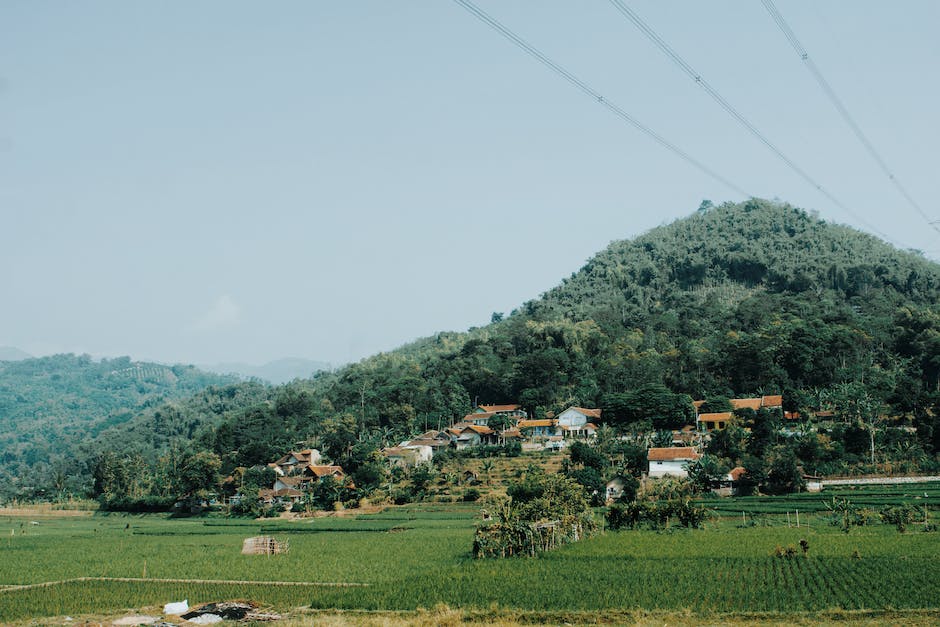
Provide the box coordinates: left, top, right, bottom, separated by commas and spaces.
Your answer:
728, 466, 747, 481
382, 447, 408, 457
697, 412, 734, 422
784, 411, 801, 420
647, 447, 700, 461
463, 411, 495, 422
407, 438, 450, 448
518, 419, 557, 428
478, 404, 521, 412
501, 428, 523, 438
465, 425, 493, 435
693, 400, 706, 409
564, 406, 602, 418
306, 465, 345, 478
761, 395, 783, 408
730, 398, 762, 411
562, 422, 598, 431
276, 476, 307, 487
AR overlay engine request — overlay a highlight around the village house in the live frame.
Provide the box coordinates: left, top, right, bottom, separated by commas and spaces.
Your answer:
260, 453, 349, 504
647, 447, 700, 478
382, 443, 433, 468
268, 449, 322, 476
697, 412, 733, 432
556, 406, 601, 440
475, 404, 527, 420
605, 477, 628, 501
517, 418, 557, 438
695, 395, 784, 432
448, 424, 498, 449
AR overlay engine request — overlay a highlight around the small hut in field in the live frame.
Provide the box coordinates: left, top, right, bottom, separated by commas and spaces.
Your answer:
241, 536, 288, 555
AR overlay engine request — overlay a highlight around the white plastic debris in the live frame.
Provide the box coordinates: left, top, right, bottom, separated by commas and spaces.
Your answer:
187, 614, 222, 624
112, 615, 159, 626
163, 599, 189, 615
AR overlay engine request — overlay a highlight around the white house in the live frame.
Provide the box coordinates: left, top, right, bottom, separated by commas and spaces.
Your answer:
401, 444, 433, 464
647, 447, 700, 478
556, 407, 601, 439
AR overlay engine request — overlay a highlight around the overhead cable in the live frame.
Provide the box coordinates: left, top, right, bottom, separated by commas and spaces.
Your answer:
606, 0, 898, 244
452, 0, 749, 198
760, 0, 939, 237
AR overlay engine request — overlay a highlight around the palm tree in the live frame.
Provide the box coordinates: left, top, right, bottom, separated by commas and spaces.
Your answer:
481, 459, 495, 485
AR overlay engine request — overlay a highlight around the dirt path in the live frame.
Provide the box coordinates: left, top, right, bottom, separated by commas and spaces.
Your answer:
0, 576, 368, 593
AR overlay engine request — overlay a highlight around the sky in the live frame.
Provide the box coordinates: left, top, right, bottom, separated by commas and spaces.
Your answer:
2, 1, 939, 367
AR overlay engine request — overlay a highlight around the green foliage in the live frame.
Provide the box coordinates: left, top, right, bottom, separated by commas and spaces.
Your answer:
606, 497, 707, 530
880, 503, 919, 532
3, 507, 940, 621
0, 354, 240, 499
602, 385, 695, 430
567, 441, 607, 471
474, 474, 597, 558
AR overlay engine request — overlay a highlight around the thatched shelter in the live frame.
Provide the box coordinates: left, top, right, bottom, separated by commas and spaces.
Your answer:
241, 536, 288, 555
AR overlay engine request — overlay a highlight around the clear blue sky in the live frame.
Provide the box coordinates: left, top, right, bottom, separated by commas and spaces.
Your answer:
2, 1, 938, 366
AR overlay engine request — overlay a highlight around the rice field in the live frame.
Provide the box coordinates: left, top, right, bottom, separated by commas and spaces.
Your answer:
1, 497, 939, 622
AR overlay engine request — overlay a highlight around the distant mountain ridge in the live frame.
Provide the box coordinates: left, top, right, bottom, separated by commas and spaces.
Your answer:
201, 357, 332, 384
0, 346, 31, 361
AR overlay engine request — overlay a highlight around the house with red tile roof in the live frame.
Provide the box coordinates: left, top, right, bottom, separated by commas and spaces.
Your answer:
647, 447, 700, 478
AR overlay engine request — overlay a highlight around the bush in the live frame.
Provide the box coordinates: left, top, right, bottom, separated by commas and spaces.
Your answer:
880, 504, 918, 532
391, 489, 411, 505
462, 488, 481, 502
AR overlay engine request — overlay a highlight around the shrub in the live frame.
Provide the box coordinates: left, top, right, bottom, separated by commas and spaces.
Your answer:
880, 504, 918, 532
462, 488, 481, 502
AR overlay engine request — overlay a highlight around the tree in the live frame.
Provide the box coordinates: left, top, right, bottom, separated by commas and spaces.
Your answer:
686, 454, 728, 493
568, 441, 607, 471
601, 385, 695, 430
175, 451, 222, 507
763, 446, 804, 495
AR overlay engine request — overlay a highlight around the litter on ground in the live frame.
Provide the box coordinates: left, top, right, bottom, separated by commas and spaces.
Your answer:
163, 599, 188, 614
112, 615, 159, 626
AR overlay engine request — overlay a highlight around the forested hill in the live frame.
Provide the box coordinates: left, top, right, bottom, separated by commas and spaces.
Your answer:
0, 354, 242, 498
189, 199, 940, 476
13, 199, 940, 499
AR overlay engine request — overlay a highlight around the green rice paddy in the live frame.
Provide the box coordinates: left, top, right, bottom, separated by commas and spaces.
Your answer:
1, 488, 939, 622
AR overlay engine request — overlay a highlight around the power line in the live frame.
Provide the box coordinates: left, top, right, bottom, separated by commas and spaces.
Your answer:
760, 0, 940, 238
605, 0, 899, 245
451, 0, 749, 198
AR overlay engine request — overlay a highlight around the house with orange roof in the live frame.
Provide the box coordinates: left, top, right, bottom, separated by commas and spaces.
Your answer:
268, 448, 322, 476
517, 418, 558, 438
647, 447, 701, 478
697, 412, 734, 432
452, 424, 498, 449
474, 404, 528, 421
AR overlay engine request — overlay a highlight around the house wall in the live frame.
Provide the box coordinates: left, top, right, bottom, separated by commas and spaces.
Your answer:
648, 459, 692, 478
557, 409, 587, 428
402, 444, 433, 463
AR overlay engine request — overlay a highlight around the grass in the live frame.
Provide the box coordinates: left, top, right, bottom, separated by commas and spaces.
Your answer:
696, 481, 940, 516
1, 499, 938, 622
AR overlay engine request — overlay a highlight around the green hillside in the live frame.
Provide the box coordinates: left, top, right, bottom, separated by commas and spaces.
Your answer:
193, 199, 940, 473
0, 354, 244, 498
9, 199, 940, 500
